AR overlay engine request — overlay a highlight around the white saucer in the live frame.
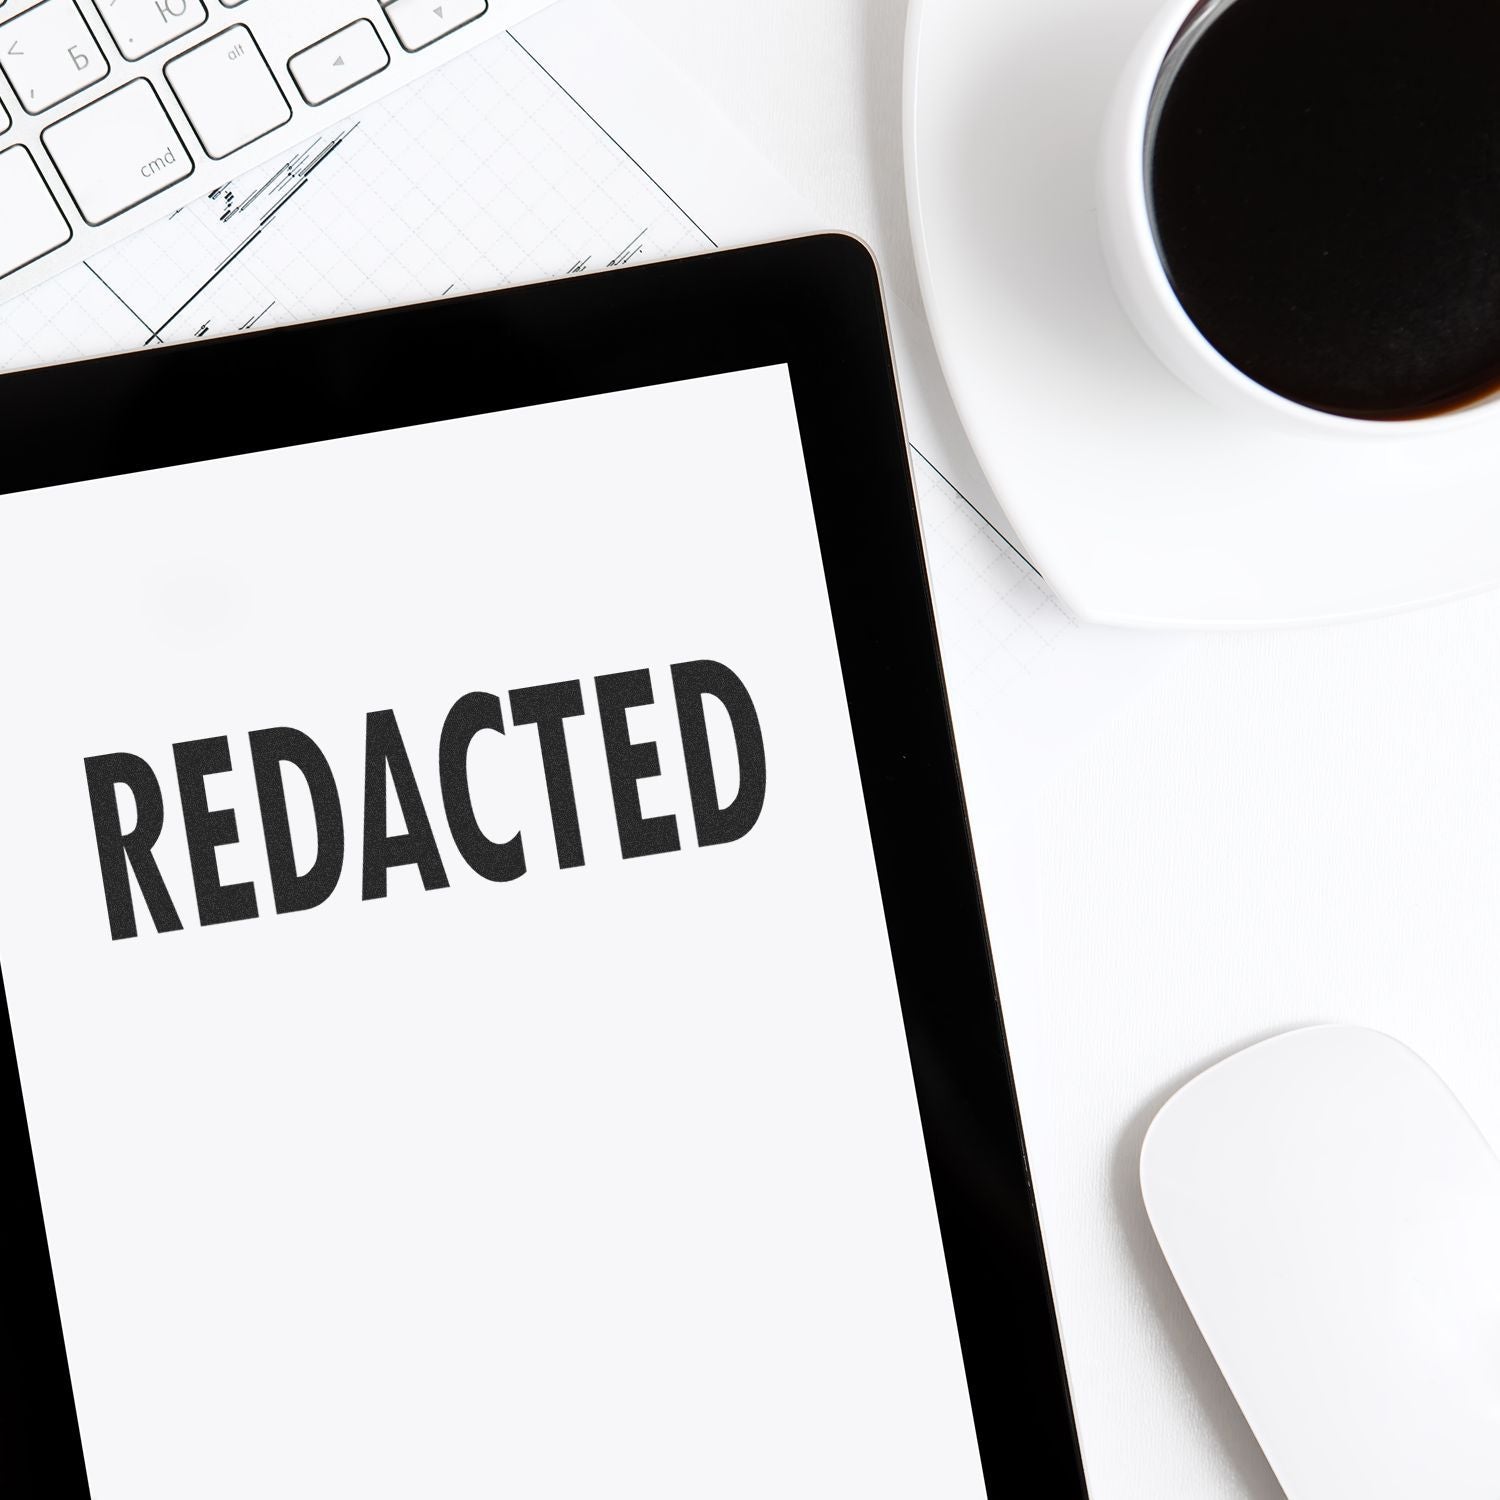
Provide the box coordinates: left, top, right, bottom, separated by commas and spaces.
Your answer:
904, 0, 1500, 629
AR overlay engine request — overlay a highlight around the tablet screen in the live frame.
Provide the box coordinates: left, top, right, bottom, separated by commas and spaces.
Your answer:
0, 365, 988, 1496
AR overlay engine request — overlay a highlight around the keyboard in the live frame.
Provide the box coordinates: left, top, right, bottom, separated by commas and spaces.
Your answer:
0, 0, 546, 304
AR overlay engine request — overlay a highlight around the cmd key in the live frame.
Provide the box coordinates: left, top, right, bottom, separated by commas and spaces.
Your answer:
43, 78, 191, 225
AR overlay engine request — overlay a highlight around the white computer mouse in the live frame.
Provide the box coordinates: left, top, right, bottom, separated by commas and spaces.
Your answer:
1141, 1025, 1500, 1500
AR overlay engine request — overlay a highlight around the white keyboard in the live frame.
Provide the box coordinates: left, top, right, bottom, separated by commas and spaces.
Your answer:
0, 0, 547, 304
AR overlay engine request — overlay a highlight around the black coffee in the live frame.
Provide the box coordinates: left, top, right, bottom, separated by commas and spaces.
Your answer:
1149, 0, 1500, 419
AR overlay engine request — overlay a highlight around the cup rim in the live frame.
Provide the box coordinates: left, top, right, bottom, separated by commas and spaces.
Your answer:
1104, 0, 1500, 439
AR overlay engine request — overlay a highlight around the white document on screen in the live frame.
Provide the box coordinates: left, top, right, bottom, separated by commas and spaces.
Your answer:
0, 366, 987, 1499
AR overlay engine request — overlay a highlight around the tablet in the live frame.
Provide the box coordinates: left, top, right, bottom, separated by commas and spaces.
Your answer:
0, 235, 1085, 1497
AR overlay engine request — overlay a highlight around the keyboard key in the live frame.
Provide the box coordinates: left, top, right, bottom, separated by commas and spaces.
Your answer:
93, 0, 207, 62
382, 0, 486, 53
165, 24, 288, 159
0, 98, 9, 134
0, 0, 109, 116
43, 78, 191, 224
289, 19, 388, 107
0, 145, 70, 278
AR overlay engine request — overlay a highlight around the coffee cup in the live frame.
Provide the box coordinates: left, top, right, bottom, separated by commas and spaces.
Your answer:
1098, 0, 1500, 437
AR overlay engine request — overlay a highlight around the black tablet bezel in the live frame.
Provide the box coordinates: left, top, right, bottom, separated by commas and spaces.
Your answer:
0, 234, 1087, 1497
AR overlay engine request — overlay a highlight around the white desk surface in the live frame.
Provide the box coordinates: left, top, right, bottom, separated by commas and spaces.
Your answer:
616, 4, 1500, 1499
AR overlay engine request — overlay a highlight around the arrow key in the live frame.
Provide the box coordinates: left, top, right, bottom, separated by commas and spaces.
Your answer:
382, 0, 486, 54
289, 19, 389, 107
